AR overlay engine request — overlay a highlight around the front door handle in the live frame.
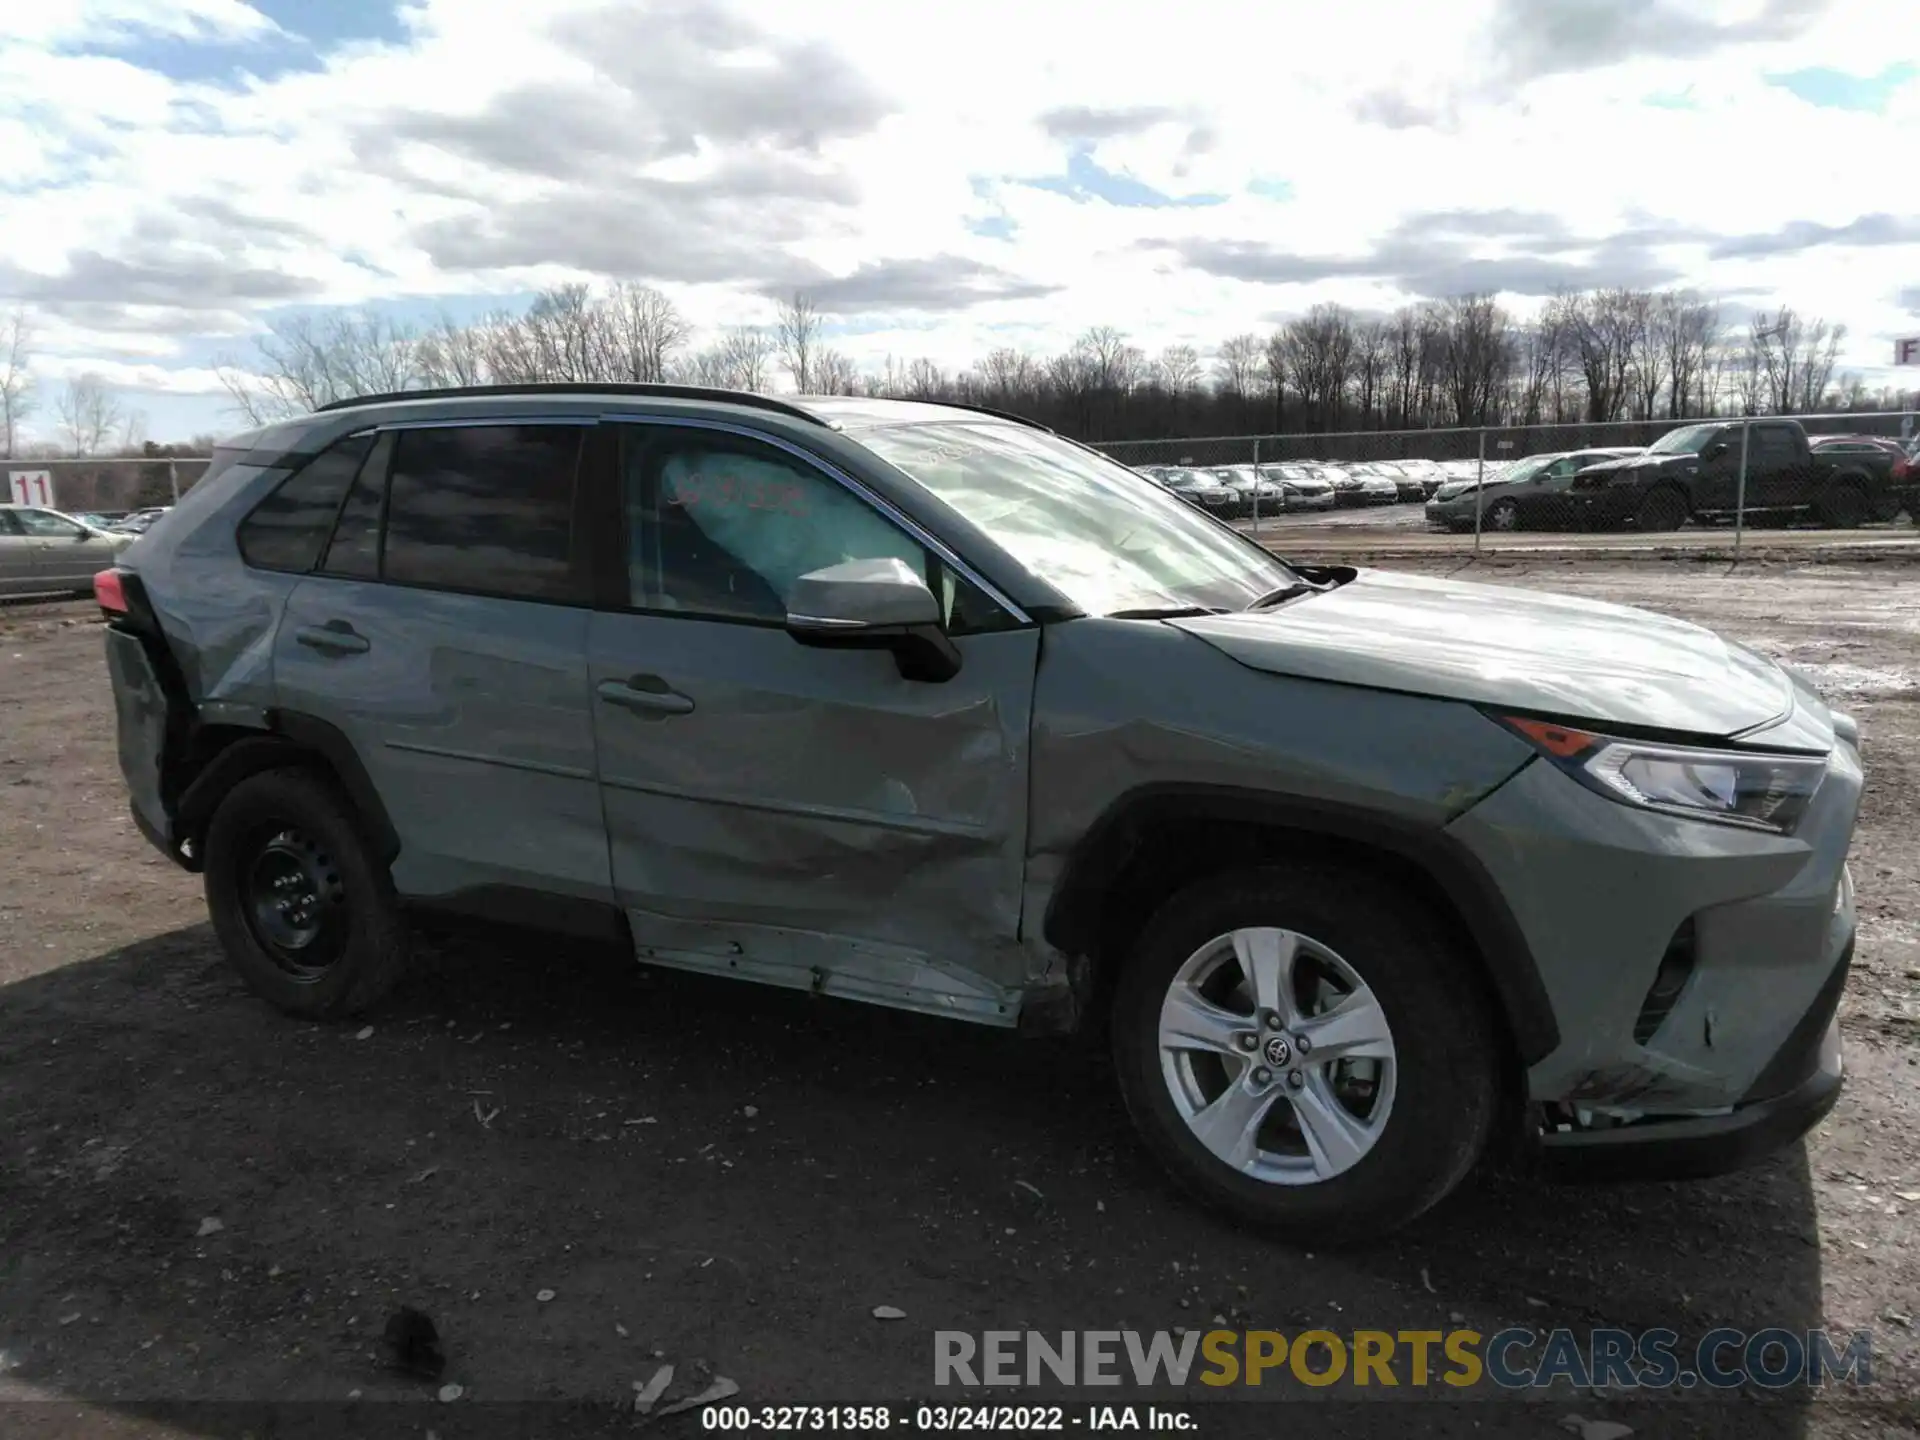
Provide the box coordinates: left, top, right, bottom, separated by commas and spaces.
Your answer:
597, 676, 694, 716
294, 620, 371, 655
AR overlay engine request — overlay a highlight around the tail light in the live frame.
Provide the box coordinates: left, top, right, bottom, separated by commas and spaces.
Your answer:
94, 568, 129, 615
1894, 457, 1911, 482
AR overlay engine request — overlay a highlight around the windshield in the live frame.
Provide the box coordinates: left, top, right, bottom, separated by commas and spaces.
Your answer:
861, 422, 1296, 616
1649, 424, 1721, 455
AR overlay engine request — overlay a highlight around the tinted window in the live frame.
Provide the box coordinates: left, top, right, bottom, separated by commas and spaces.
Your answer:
1755, 426, 1799, 461
382, 425, 585, 602
320, 432, 392, 580
238, 432, 373, 573
0, 510, 22, 536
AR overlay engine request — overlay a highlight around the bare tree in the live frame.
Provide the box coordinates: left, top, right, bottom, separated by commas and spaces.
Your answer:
56, 372, 123, 456
116, 407, 150, 454
1, 306, 34, 459
815, 349, 863, 395
904, 357, 946, 399
602, 282, 691, 382
1280, 304, 1356, 430
1349, 321, 1389, 427
776, 293, 822, 393
1558, 289, 1644, 422
1657, 292, 1719, 418
1213, 334, 1264, 400
1440, 294, 1511, 426
971, 347, 1040, 404
417, 311, 491, 388
1157, 344, 1202, 397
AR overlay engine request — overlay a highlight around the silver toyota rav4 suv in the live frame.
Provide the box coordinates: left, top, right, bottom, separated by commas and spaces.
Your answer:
98, 384, 1859, 1242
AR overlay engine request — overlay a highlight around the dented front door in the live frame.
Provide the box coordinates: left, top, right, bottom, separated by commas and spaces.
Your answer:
585, 611, 1040, 1024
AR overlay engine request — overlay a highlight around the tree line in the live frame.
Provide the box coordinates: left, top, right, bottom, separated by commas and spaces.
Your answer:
1, 284, 1908, 460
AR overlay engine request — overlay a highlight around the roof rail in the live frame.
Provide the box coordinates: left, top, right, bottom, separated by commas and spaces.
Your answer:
934, 401, 1054, 433
310, 382, 829, 426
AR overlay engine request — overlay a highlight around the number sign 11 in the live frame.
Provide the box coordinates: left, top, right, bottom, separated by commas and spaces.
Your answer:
8, 471, 56, 507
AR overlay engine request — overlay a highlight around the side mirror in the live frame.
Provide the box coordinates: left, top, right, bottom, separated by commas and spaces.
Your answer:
785, 557, 962, 683
1701, 441, 1728, 461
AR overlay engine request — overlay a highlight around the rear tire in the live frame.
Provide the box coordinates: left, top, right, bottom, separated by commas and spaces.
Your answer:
1110, 865, 1500, 1243
203, 767, 409, 1019
1634, 487, 1688, 532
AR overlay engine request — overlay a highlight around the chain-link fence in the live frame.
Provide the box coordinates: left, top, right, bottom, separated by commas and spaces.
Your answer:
4, 456, 213, 519
1095, 410, 1920, 556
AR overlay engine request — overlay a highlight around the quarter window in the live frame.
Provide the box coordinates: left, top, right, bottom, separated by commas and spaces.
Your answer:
319, 432, 391, 581
239, 432, 374, 573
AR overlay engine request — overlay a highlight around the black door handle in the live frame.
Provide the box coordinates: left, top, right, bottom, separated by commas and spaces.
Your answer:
294, 620, 370, 655
597, 674, 694, 716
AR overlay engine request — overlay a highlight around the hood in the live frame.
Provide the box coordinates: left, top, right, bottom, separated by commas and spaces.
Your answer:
1168, 569, 1807, 740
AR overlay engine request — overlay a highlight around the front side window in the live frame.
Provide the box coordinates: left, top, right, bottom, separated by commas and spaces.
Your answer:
13, 509, 87, 539
859, 423, 1296, 616
627, 429, 935, 624
380, 425, 586, 602
239, 431, 374, 573
0, 510, 23, 536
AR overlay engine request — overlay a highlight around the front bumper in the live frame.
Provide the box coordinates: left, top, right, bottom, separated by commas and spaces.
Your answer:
1449, 732, 1863, 1180
1283, 490, 1337, 512
1538, 986, 1846, 1181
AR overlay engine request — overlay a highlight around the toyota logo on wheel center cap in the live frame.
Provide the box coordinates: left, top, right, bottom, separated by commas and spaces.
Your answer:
1263, 1036, 1291, 1067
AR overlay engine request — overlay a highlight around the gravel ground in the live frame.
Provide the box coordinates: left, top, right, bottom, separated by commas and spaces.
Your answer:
1, 561, 1917, 1439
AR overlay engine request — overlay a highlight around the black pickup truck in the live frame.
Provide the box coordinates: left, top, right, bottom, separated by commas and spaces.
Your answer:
1565, 418, 1899, 531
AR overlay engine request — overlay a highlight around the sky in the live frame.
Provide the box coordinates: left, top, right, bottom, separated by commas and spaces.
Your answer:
3, 0, 1919, 444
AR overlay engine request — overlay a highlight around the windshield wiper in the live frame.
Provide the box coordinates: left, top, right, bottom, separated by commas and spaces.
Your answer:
1243, 582, 1320, 611
1107, 605, 1230, 619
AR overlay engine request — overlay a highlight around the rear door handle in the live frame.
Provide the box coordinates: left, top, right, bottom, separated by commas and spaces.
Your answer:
294, 621, 371, 655
597, 676, 694, 716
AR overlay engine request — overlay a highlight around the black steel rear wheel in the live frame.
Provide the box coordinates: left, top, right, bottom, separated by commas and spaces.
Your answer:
204, 767, 409, 1019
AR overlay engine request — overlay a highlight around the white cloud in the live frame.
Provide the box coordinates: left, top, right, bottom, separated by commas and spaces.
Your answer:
2, 0, 1918, 437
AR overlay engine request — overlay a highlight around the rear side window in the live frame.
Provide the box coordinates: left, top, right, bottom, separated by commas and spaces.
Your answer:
382, 425, 586, 603
238, 432, 375, 573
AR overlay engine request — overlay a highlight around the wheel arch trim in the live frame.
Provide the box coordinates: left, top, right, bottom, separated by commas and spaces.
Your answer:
173, 712, 401, 868
1040, 783, 1561, 1064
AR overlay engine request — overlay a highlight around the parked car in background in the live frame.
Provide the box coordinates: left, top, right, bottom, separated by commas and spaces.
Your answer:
97, 381, 1863, 1242
1213, 465, 1284, 519
1324, 464, 1402, 507
1258, 464, 1337, 512
1, 505, 135, 596
1393, 459, 1450, 499
1425, 448, 1644, 533
1368, 462, 1427, 504
1160, 467, 1239, 515
1568, 419, 1896, 531
112, 508, 174, 536
1808, 436, 1911, 521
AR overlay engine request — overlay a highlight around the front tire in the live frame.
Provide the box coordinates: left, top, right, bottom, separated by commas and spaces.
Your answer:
1486, 499, 1521, 532
1110, 866, 1500, 1243
203, 767, 409, 1019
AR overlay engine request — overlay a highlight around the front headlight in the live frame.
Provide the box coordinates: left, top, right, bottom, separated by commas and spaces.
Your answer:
1496, 715, 1827, 833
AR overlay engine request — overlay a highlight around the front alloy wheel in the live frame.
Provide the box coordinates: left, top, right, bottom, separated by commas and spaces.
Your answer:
1111, 865, 1500, 1242
1159, 928, 1395, 1183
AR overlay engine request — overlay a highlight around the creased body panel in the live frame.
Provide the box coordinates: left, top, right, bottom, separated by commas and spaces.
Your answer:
1169, 570, 1794, 737
273, 577, 612, 902
1023, 618, 1536, 941
587, 614, 1040, 1018
1448, 741, 1861, 1110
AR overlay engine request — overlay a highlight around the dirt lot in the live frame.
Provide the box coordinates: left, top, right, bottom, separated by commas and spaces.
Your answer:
2, 560, 1918, 1439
